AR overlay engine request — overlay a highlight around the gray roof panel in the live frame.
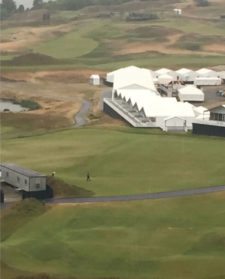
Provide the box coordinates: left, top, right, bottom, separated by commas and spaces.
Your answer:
0, 163, 46, 178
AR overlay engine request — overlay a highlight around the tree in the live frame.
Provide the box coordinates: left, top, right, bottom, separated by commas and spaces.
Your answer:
0, 0, 16, 19
33, 0, 43, 9
195, 0, 209, 6
18, 4, 25, 12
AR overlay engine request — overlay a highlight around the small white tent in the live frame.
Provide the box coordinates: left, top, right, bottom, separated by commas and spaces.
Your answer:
194, 77, 222, 86
176, 68, 196, 82
178, 85, 204, 102
157, 74, 175, 85
90, 74, 100, 85
155, 68, 176, 78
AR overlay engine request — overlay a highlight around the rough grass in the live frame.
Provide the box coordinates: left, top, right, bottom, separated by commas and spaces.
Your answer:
47, 176, 94, 198
1, 192, 225, 278
1, 14, 225, 70
0, 199, 47, 242
1, 127, 225, 196
0, 113, 72, 139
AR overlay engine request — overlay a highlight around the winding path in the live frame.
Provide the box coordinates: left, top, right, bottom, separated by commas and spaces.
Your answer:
75, 100, 91, 127
47, 185, 225, 205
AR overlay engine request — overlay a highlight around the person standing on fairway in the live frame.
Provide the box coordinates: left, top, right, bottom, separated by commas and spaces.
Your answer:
86, 172, 91, 182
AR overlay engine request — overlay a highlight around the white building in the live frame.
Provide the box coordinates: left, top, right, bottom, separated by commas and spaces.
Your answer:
103, 65, 210, 132
178, 85, 204, 102
90, 74, 101, 85
0, 163, 46, 192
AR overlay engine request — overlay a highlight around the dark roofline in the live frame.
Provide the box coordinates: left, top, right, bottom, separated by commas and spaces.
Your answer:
208, 104, 225, 111
0, 163, 46, 178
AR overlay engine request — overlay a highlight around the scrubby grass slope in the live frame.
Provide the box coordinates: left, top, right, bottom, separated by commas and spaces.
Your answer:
1, 128, 225, 196
1, 193, 225, 278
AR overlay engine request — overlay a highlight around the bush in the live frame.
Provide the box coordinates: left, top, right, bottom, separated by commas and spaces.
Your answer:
19, 100, 41, 110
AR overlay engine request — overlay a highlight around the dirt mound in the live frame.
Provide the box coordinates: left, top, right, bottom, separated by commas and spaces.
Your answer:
6, 53, 59, 66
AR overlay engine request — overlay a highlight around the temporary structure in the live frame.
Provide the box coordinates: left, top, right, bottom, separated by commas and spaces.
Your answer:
178, 85, 204, 102
176, 68, 196, 82
90, 74, 100, 85
195, 68, 218, 78
113, 66, 156, 95
194, 77, 222, 86
154, 68, 176, 78
157, 74, 175, 85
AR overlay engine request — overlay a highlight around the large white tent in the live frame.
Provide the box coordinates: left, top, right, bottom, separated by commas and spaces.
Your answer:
103, 65, 216, 132
178, 85, 204, 102
113, 66, 156, 95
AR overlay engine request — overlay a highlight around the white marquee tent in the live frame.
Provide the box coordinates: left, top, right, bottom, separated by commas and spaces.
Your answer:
178, 85, 204, 102
113, 66, 156, 95
157, 74, 175, 85
176, 68, 196, 82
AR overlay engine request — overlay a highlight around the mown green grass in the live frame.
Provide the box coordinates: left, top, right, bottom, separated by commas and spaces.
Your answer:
1, 193, 225, 278
2, 15, 225, 70
32, 20, 105, 59
1, 127, 225, 196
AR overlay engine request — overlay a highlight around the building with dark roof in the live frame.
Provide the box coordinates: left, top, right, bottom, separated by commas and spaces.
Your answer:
192, 104, 225, 137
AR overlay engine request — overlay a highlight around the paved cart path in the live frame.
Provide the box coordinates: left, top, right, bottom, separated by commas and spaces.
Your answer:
75, 100, 91, 127
47, 185, 225, 205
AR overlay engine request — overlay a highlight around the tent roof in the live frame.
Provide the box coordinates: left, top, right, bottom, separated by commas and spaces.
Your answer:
113, 67, 156, 91
196, 68, 216, 74
178, 85, 204, 95
176, 68, 193, 74
143, 99, 195, 118
158, 74, 174, 79
90, 74, 100, 78
155, 68, 173, 75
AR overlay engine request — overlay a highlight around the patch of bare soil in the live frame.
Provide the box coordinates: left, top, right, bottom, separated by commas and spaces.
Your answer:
114, 32, 224, 56
203, 44, 225, 54
114, 34, 192, 55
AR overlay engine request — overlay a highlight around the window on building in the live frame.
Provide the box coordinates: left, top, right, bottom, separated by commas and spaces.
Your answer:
36, 184, 40, 189
24, 179, 27, 184
17, 177, 20, 183
6, 172, 9, 177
